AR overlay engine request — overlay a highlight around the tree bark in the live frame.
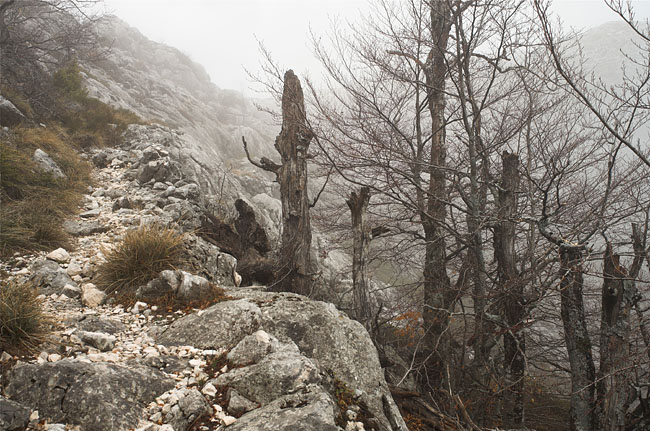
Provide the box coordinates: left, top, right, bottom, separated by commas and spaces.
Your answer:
421, 0, 454, 391
347, 187, 372, 328
243, 70, 314, 296
597, 243, 637, 431
493, 151, 524, 426
559, 245, 596, 431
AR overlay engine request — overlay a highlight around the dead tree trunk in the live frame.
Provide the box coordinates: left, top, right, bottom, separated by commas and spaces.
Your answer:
347, 187, 372, 328
493, 151, 524, 426
597, 240, 639, 431
243, 69, 314, 296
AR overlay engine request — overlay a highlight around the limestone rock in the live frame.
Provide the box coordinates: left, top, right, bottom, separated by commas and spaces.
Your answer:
164, 388, 210, 431
67, 315, 126, 335
62, 283, 81, 298
226, 390, 259, 417
82, 283, 106, 307
157, 299, 262, 350
226, 330, 281, 367
66, 261, 83, 277
159, 289, 408, 431
226, 385, 341, 431
135, 269, 212, 304
214, 343, 320, 406
0, 95, 25, 127
33, 149, 65, 179
30, 258, 77, 294
5, 359, 174, 431
62, 220, 110, 237
0, 396, 31, 431
46, 248, 70, 263
180, 234, 237, 286
77, 330, 117, 352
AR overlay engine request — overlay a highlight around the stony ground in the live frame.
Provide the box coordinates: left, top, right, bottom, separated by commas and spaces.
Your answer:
1, 136, 242, 431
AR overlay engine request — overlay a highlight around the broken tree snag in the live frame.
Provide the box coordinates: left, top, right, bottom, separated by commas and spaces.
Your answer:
597, 243, 636, 431
493, 151, 524, 426
347, 187, 372, 328
242, 69, 314, 296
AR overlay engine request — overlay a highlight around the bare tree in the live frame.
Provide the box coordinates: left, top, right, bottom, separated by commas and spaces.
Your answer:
0, 0, 103, 115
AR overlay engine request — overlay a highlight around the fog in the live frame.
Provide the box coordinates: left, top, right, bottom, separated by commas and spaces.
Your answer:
103, 0, 650, 93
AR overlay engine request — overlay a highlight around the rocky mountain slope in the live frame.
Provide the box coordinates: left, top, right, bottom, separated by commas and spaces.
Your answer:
83, 15, 280, 218
0, 123, 406, 431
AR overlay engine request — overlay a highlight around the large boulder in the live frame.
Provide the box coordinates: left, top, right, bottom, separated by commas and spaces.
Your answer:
157, 299, 262, 350
0, 396, 31, 431
5, 359, 174, 431
180, 234, 237, 286
214, 339, 321, 405
157, 289, 407, 431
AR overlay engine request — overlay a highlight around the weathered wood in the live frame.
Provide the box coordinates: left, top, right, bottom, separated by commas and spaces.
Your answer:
493, 151, 524, 426
347, 187, 372, 328
597, 244, 636, 431
243, 70, 314, 296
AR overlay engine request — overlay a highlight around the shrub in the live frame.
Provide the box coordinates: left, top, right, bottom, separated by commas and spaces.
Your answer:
96, 224, 185, 297
0, 280, 51, 353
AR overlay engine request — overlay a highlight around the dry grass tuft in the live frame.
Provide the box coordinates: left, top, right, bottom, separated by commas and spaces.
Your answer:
95, 224, 185, 297
0, 129, 91, 256
0, 280, 52, 354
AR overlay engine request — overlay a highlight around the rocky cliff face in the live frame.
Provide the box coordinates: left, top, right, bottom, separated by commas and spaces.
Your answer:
83, 16, 280, 221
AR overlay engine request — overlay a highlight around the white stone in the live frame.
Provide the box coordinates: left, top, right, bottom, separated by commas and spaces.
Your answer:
0, 351, 12, 361
201, 382, 217, 397
188, 359, 203, 367
48, 353, 62, 362
254, 330, 271, 344
46, 248, 70, 263
81, 283, 106, 307
132, 301, 148, 314
67, 261, 83, 276
222, 415, 237, 426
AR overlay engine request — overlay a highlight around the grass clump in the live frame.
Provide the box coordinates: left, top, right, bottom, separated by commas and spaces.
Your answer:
96, 224, 185, 297
0, 128, 91, 256
0, 280, 51, 354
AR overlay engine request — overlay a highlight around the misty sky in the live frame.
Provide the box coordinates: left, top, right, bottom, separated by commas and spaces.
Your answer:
102, 0, 650, 93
